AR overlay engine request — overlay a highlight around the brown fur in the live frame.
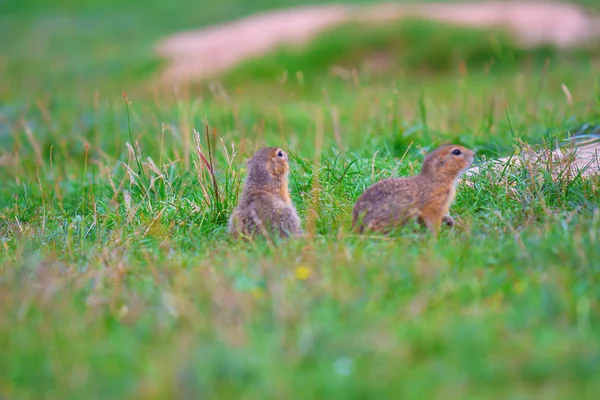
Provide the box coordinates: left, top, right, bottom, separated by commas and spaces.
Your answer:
352, 144, 474, 236
228, 147, 302, 239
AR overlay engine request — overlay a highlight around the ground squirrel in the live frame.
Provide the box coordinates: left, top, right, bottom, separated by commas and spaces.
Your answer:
352, 144, 474, 236
228, 147, 302, 239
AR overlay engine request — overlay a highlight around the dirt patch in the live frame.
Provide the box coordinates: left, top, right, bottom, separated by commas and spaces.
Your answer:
156, 5, 349, 84
464, 134, 600, 184
156, 1, 600, 84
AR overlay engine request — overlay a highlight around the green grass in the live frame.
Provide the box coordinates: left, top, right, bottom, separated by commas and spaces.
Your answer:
2, 0, 600, 398
222, 19, 573, 86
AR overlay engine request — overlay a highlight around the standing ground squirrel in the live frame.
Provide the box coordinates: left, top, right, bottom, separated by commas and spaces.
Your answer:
228, 147, 302, 239
352, 144, 474, 236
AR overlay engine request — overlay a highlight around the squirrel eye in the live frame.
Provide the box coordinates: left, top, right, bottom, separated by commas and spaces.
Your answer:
277, 150, 284, 158
451, 149, 462, 156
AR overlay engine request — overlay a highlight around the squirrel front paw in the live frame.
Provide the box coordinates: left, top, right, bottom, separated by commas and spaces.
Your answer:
442, 215, 454, 227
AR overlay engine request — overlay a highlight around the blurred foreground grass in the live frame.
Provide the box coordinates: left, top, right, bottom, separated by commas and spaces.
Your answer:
1, 0, 600, 398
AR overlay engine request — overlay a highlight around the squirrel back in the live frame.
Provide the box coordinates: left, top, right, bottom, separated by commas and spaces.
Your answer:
352, 144, 474, 235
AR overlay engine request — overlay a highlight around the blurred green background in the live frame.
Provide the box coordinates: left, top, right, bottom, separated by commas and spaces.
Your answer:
1, 0, 598, 99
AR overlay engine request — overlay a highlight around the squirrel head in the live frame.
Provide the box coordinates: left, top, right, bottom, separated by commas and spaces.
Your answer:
245, 146, 290, 189
420, 144, 474, 181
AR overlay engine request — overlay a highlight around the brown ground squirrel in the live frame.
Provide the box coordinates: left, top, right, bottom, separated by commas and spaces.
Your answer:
228, 147, 302, 239
352, 144, 474, 236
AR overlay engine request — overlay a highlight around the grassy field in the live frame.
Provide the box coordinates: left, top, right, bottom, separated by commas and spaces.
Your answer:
2, 0, 600, 398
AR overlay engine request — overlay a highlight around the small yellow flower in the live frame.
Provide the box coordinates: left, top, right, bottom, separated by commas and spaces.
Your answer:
251, 287, 264, 299
489, 292, 504, 307
513, 280, 528, 294
295, 266, 312, 280
118, 305, 129, 319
